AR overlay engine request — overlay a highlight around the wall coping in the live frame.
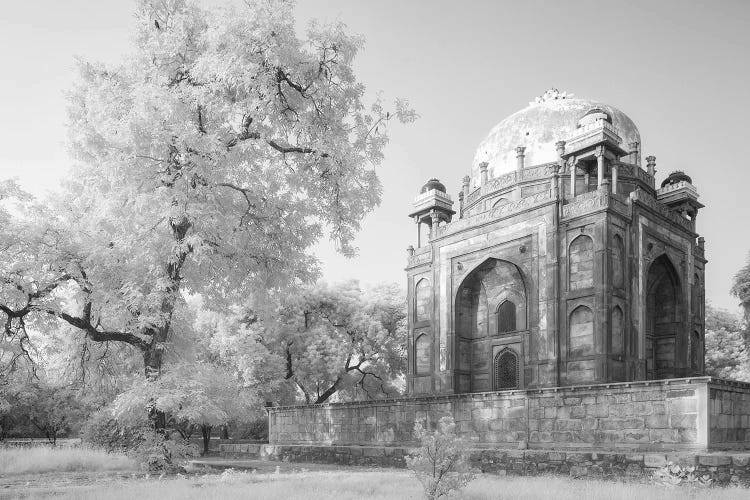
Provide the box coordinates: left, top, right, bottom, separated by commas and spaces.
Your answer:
268, 377, 750, 412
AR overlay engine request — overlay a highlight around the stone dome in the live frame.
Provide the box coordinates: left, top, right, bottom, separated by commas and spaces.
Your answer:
661, 170, 693, 188
420, 178, 446, 194
471, 91, 641, 186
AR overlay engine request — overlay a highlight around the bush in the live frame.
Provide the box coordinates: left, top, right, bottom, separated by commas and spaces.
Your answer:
80, 409, 146, 453
406, 416, 476, 500
132, 431, 198, 473
240, 417, 269, 441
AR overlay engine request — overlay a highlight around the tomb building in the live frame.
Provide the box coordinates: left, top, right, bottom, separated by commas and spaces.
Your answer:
406, 88, 706, 394
269, 91, 750, 454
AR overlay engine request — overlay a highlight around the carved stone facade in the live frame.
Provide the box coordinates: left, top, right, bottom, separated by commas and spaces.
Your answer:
406, 93, 707, 395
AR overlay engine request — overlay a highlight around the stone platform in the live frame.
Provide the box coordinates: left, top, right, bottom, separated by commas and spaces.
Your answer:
268, 377, 750, 451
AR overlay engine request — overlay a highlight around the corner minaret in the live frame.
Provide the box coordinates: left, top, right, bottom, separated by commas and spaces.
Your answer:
657, 170, 704, 226
408, 178, 455, 247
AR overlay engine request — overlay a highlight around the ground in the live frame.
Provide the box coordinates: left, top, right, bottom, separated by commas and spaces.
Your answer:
2, 456, 750, 500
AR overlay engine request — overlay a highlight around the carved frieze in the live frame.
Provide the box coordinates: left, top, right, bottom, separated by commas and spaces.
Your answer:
436, 191, 553, 238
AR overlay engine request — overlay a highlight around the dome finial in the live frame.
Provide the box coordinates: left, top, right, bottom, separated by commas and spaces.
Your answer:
532, 88, 574, 105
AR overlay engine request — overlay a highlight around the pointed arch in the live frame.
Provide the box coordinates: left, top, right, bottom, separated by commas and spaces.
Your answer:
497, 300, 517, 334
414, 278, 431, 323
569, 305, 594, 357
492, 197, 510, 208
612, 234, 625, 288
611, 305, 624, 356
645, 254, 682, 379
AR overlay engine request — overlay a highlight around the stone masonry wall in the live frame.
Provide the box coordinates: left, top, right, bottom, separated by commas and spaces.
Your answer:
268, 378, 745, 451
219, 443, 750, 486
709, 380, 750, 448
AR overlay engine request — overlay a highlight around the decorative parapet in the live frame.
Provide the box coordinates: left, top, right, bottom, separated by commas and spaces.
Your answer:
635, 167, 655, 187
407, 245, 432, 268
566, 120, 623, 154
435, 190, 553, 238
562, 189, 632, 220
563, 190, 607, 218
412, 189, 453, 213
630, 189, 694, 232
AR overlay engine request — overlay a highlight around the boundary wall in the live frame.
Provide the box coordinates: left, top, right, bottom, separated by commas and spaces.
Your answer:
269, 377, 750, 451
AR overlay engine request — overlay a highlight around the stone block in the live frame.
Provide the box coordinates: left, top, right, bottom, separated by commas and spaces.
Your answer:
563, 397, 582, 405
669, 399, 697, 413
586, 404, 609, 418
649, 428, 678, 443
645, 413, 669, 428
643, 455, 667, 468
699, 455, 732, 466
670, 413, 697, 429
556, 419, 583, 431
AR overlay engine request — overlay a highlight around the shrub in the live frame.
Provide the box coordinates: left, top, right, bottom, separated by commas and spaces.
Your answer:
240, 417, 269, 441
132, 430, 199, 473
652, 462, 714, 487
406, 416, 476, 499
80, 409, 147, 453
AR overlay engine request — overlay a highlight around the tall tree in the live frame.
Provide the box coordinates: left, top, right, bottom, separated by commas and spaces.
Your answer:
731, 251, 750, 324
0, 0, 414, 383
705, 304, 750, 382
221, 281, 407, 405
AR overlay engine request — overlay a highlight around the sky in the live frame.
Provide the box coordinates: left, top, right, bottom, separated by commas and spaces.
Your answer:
0, 0, 748, 312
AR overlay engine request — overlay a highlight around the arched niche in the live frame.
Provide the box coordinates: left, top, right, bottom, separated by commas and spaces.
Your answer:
569, 234, 594, 290
611, 305, 624, 356
691, 330, 702, 372
414, 278, 431, 323
414, 333, 433, 375
569, 305, 594, 357
645, 254, 682, 379
612, 235, 625, 289
497, 300, 517, 334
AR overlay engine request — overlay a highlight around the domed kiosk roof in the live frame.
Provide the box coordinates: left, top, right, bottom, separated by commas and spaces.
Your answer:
471, 90, 640, 185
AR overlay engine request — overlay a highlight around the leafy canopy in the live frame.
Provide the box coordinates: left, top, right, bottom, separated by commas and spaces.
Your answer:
0, 0, 414, 376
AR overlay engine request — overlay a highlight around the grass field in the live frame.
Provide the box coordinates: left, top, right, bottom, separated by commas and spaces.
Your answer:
0, 446, 137, 475
1, 447, 747, 500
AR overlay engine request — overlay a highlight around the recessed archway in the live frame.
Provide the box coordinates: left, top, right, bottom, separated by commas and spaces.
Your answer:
454, 258, 527, 393
645, 254, 682, 379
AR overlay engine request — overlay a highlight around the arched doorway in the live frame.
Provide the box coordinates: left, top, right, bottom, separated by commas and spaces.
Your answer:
454, 258, 527, 393
645, 255, 682, 379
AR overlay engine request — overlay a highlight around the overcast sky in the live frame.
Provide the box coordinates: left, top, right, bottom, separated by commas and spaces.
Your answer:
1, 0, 748, 312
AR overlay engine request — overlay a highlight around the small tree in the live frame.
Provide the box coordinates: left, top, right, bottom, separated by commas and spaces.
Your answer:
406, 417, 476, 500
111, 362, 259, 455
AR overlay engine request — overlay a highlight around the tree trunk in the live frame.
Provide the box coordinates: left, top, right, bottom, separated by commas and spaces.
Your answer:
201, 425, 212, 455
143, 328, 169, 431
220, 425, 229, 440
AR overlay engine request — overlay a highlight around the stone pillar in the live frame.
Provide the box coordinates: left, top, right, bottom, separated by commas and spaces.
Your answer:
462, 175, 470, 200
555, 141, 566, 161
430, 212, 440, 238
646, 155, 656, 178
569, 162, 577, 198
629, 141, 640, 166
611, 162, 619, 194
416, 220, 422, 248
407, 245, 414, 257
597, 154, 605, 188
479, 162, 489, 186
516, 146, 526, 173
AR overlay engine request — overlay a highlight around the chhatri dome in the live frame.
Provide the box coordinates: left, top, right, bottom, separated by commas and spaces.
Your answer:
471, 89, 641, 185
